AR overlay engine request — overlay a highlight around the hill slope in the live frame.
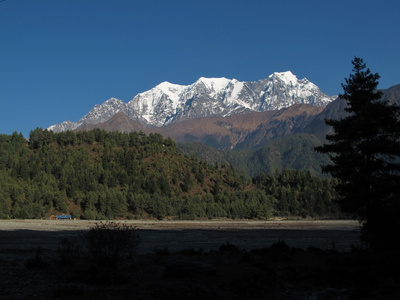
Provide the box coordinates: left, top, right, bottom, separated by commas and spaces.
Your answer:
0, 130, 339, 220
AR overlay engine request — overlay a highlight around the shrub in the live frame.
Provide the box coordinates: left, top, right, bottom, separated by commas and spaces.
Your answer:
270, 240, 289, 251
219, 241, 238, 252
83, 221, 140, 267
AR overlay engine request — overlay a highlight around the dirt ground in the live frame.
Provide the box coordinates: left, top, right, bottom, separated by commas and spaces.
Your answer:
0, 219, 362, 253
2, 219, 399, 300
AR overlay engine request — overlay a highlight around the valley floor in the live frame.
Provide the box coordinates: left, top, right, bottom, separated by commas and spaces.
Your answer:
0, 219, 361, 253
2, 219, 399, 299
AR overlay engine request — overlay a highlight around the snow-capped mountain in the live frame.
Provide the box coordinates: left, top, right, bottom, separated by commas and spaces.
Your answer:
48, 71, 334, 132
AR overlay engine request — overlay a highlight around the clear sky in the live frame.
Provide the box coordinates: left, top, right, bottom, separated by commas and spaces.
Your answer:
1, 0, 399, 137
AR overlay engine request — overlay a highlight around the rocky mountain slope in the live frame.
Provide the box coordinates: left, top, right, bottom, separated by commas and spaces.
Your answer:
49, 71, 334, 132
75, 85, 399, 152
155, 104, 325, 150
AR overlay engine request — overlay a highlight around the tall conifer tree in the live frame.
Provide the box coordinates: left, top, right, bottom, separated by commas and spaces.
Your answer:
316, 57, 400, 247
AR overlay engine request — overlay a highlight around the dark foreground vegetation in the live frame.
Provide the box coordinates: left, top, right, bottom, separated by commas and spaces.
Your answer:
316, 57, 400, 249
0, 129, 339, 220
1, 221, 399, 300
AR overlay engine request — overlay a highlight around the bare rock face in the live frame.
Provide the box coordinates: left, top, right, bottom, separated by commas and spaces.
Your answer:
77, 112, 144, 133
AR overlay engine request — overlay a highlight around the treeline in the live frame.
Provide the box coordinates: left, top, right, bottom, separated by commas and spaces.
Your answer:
0, 129, 338, 220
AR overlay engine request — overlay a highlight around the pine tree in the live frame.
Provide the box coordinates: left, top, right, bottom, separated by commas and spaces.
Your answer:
316, 57, 400, 247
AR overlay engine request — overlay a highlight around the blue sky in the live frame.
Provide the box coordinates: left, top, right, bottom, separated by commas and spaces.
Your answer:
1, 0, 399, 137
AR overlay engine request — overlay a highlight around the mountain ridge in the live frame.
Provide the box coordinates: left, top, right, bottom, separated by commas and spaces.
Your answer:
72, 85, 399, 151
50, 84, 399, 177
49, 71, 334, 132
77, 103, 325, 150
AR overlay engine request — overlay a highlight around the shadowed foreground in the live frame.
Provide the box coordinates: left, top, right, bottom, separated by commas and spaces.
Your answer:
0, 219, 361, 253
1, 220, 399, 299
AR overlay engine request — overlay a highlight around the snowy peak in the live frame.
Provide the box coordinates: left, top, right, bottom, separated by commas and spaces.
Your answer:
48, 98, 128, 133
48, 72, 335, 133
127, 82, 187, 125
82, 97, 127, 125
154, 81, 186, 96
269, 71, 300, 86
194, 77, 232, 91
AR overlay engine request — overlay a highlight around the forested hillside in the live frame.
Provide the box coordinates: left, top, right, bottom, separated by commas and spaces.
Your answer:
178, 133, 330, 177
0, 129, 339, 220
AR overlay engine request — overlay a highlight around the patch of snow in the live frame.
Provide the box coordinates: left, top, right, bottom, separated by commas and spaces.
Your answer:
270, 71, 298, 86
196, 77, 231, 92
156, 82, 186, 105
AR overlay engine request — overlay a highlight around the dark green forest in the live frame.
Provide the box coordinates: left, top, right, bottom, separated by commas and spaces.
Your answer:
178, 133, 331, 178
0, 129, 339, 220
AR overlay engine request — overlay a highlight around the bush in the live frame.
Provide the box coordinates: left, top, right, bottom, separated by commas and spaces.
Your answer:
219, 241, 238, 252
83, 221, 140, 267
